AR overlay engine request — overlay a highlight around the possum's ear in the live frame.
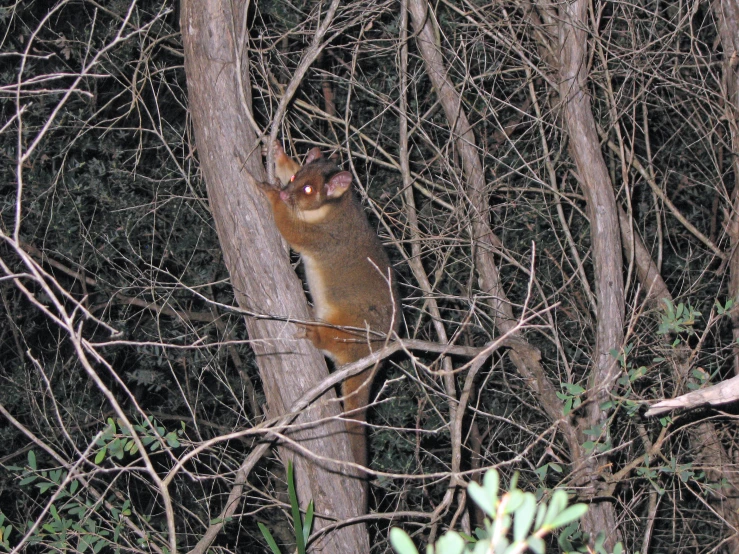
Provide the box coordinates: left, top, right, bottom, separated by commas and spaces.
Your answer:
273, 140, 301, 186
305, 147, 323, 165
325, 171, 352, 198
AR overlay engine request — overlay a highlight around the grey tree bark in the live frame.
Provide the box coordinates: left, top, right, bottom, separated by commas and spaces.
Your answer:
180, 1, 369, 552
556, 0, 623, 547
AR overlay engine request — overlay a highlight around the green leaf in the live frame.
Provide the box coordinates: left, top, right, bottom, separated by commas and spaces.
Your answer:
303, 501, 314, 545
563, 397, 573, 415
528, 536, 545, 554
493, 536, 510, 553
483, 469, 499, 499
594, 531, 607, 554
513, 492, 536, 542
38, 482, 54, 494
287, 462, 305, 554
434, 531, 465, 554
28, 451, 37, 470
468, 482, 495, 517
549, 503, 588, 529
505, 489, 524, 514
562, 383, 585, 395
534, 500, 547, 530
390, 528, 419, 554
165, 432, 180, 448
93, 536, 107, 553
67, 504, 85, 517
19, 475, 37, 486
95, 447, 106, 465
258, 522, 282, 554
473, 541, 491, 554
544, 490, 568, 525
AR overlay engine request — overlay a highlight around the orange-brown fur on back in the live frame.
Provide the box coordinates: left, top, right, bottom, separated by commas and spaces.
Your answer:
259, 144, 399, 479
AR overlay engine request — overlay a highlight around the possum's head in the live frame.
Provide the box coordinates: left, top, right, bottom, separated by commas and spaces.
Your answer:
279, 148, 352, 217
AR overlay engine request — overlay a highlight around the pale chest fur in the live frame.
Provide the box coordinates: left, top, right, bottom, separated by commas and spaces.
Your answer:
295, 204, 333, 225
301, 253, 333, 321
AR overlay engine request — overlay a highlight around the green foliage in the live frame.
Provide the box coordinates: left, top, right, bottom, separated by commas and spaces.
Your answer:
4, 450, 135, 553
0, 513, 12, 550
657, 299, 701, 340
558, 527, 631, 554
94, 417, 184, 464
258, 462, 314, 554
635, 455, 707, 497
390, 468, 593, 554
557, 383, 585, 416
714, 297, 734, 317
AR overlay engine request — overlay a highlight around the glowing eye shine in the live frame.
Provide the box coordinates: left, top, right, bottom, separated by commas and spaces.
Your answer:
290, 175, 295, 182
304, 185, 313, 194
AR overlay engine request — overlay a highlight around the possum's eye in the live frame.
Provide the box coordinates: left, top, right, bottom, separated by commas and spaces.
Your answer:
290, 175, 295, 182
303, 185, 314, 195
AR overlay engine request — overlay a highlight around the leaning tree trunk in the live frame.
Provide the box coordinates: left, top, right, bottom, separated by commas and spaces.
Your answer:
408, 0, 621, 547
180, 1, 369, 552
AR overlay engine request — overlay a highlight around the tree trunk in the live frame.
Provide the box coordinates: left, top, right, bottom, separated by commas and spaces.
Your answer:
715, 0, 739, 375
408, 0, 620, 546
556, 0, 624, 547
180, 1, 369, 552
706, 0, 739, 546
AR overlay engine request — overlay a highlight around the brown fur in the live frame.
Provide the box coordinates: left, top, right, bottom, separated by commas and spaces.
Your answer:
259, 144, 400, 475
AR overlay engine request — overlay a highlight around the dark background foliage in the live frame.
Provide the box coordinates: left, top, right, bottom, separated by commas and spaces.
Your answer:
2, 0, 738, 552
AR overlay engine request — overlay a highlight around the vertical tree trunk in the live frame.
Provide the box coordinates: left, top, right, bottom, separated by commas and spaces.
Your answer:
715, 0, 739, 375
180, 2, 369, 552
706, 0, 739, 546
556, 0, 624, 547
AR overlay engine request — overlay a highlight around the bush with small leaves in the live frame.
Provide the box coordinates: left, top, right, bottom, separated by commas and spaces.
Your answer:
389, 468, 605, 554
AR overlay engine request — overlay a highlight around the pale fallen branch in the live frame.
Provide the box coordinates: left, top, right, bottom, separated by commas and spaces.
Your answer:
645, 374, 739, 416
